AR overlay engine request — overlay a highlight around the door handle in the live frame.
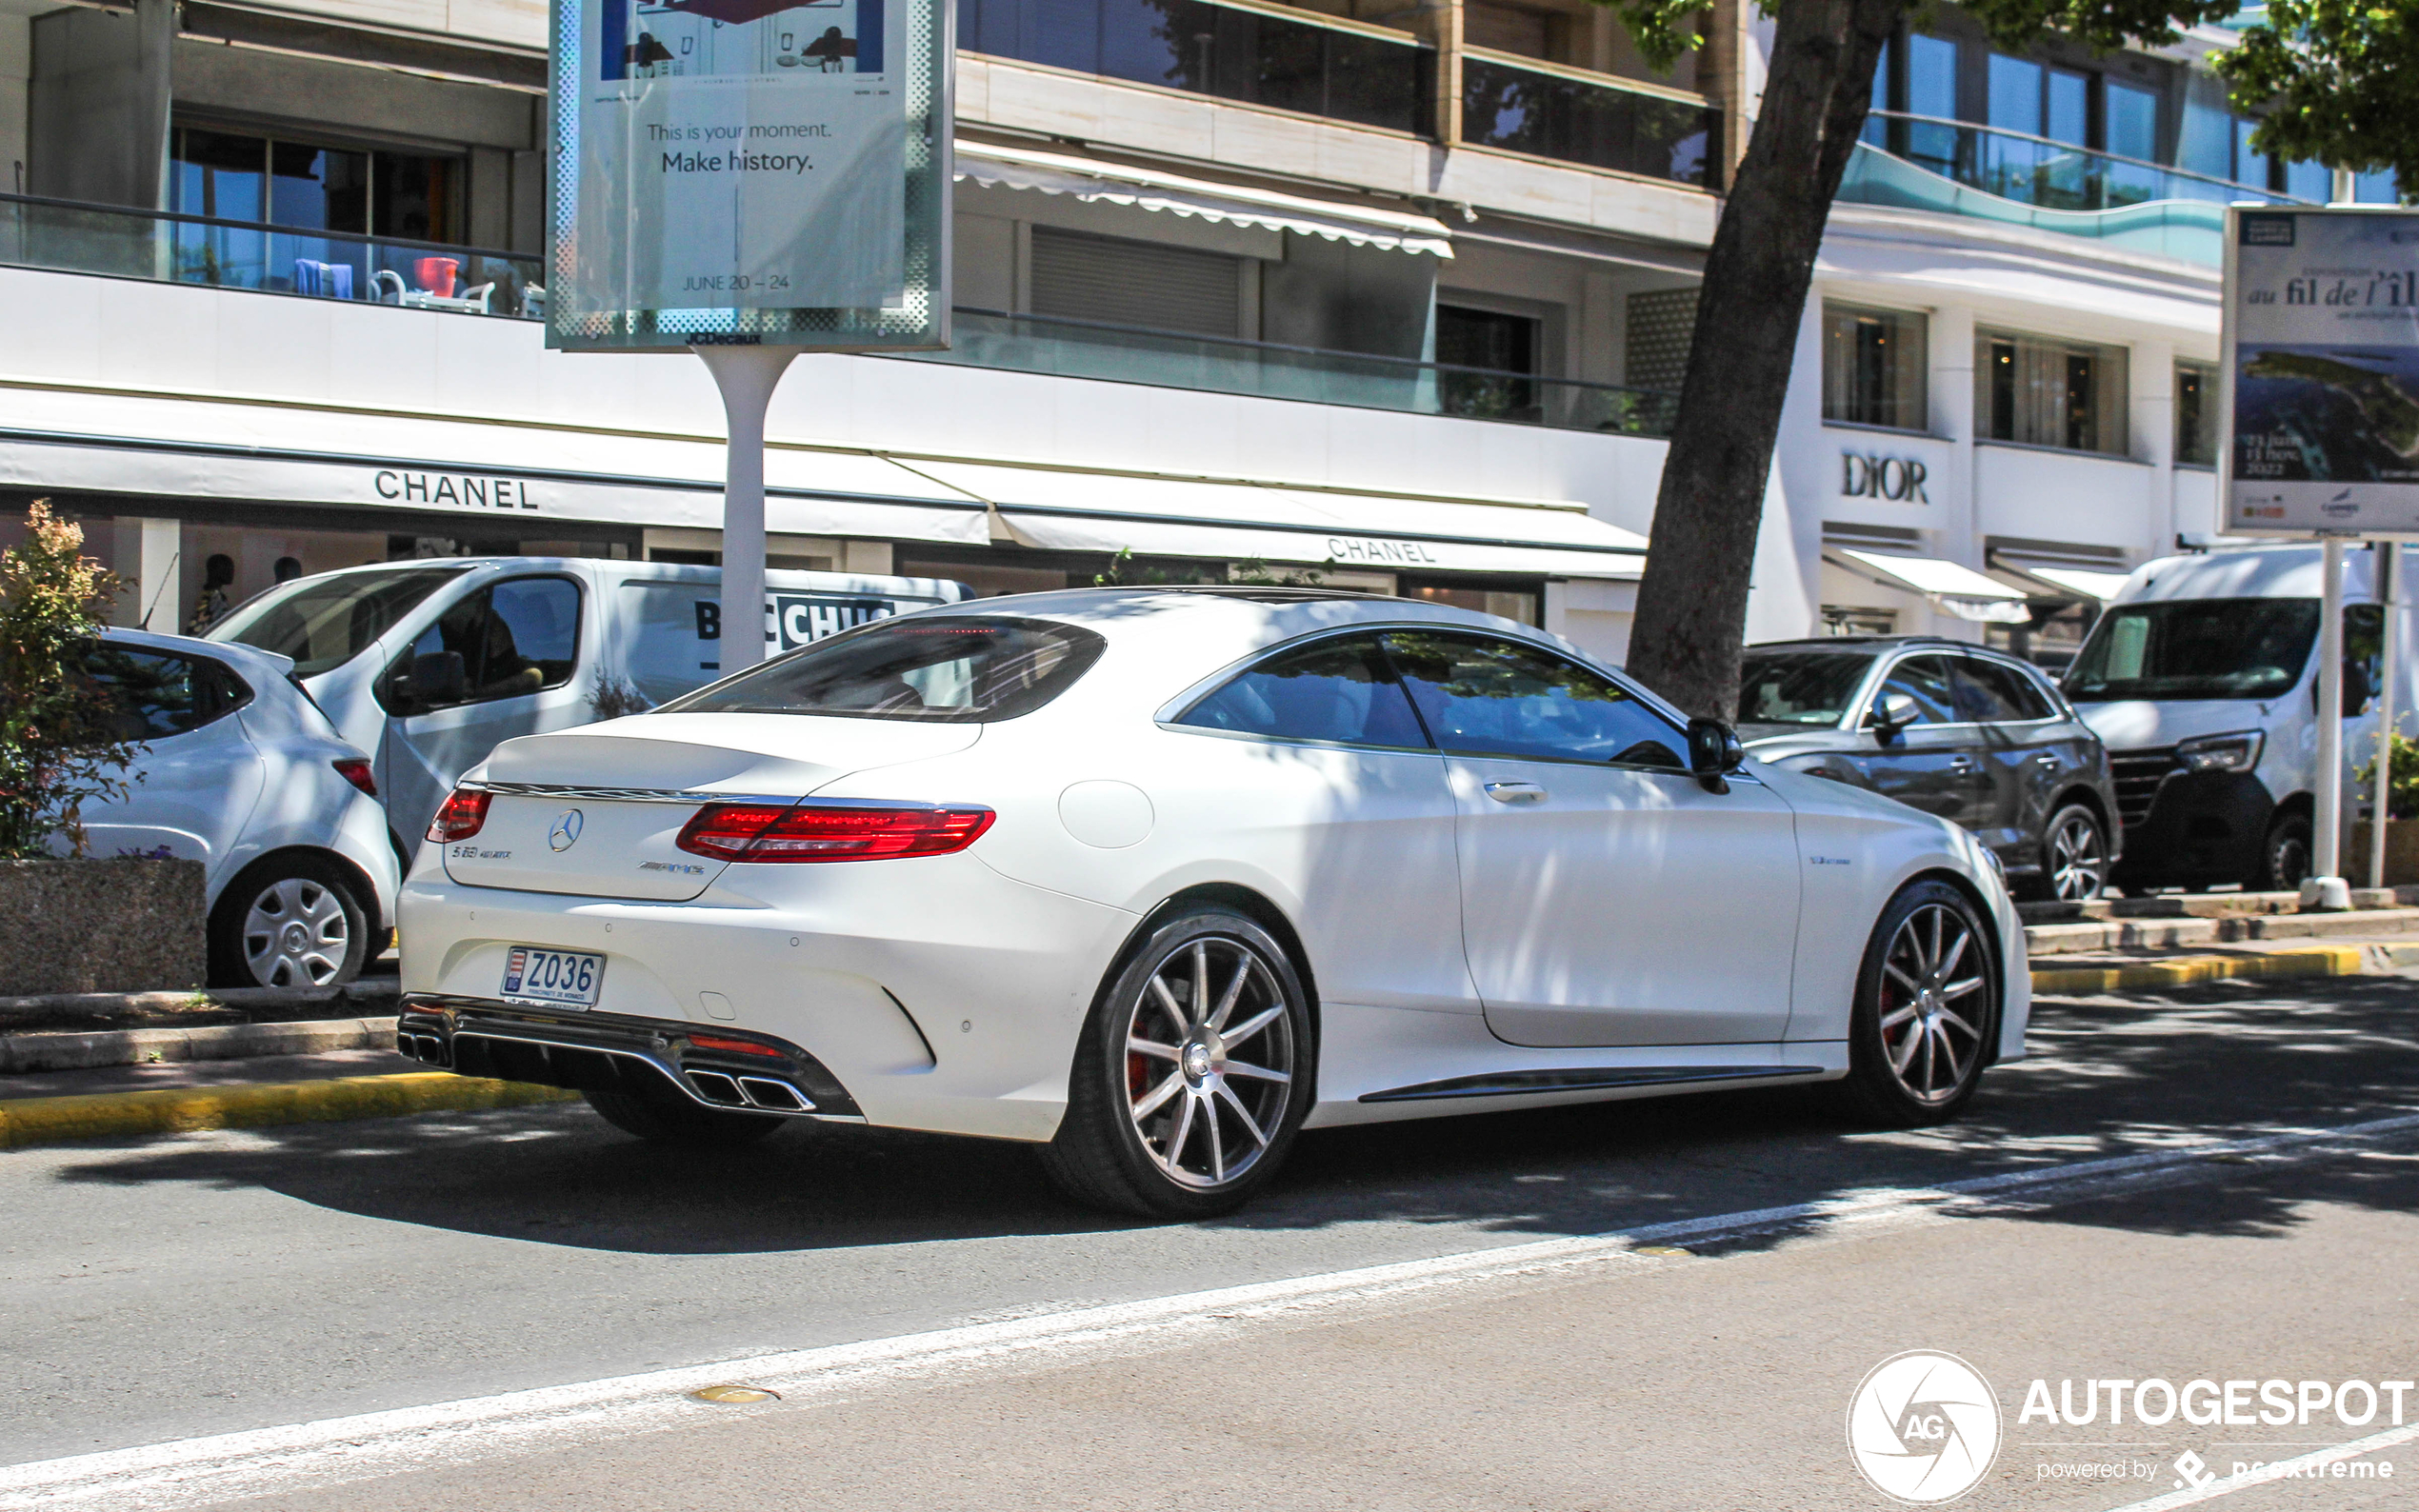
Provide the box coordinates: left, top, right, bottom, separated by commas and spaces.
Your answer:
2032, 752, 2059, 768
1484, 781, 1547, 805
1947, 755, 1976, 770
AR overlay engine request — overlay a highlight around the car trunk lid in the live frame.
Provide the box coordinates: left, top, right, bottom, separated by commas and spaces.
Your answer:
439, 715, 980, 900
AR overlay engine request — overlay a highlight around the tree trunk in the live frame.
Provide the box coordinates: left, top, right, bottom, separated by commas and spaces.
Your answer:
1620, 0, 1902, 719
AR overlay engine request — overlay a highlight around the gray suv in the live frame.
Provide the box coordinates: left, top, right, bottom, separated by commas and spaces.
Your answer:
1737, 637, 2121, 902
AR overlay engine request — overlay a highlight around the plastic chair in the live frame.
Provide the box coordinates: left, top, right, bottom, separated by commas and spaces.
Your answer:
373, 269, 407, 304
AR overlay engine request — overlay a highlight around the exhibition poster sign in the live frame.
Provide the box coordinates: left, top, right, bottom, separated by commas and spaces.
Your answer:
548, 0, 950, 350
2228, 207, 2419, 533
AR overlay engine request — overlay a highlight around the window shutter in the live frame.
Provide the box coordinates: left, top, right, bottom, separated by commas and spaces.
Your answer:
1029, 228, 1241, 338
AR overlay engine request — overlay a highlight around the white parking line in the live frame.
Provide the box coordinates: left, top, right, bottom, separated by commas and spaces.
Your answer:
2104, 1420, 2419, 1509
7, 1111, 2416, 1511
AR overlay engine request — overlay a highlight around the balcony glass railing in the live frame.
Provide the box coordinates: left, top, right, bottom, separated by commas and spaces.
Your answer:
957, 0, 1433, 135
1839, 112, 2310, 265
905, 308, 1680, 434
0, 191, 544, 317
1460, 51, 1716, 188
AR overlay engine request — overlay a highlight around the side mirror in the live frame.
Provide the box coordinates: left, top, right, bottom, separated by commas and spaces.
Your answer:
1687, 716, 1745, 794
400, 650, 468, 712
1871, 690, 1920, 741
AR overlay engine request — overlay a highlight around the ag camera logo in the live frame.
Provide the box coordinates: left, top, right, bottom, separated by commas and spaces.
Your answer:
1848, 1351, 2003, 1503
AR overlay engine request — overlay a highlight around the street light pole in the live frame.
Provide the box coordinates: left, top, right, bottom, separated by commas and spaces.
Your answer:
693, 346, 799, 680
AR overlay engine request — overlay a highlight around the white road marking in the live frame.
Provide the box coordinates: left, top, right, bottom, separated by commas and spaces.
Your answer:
6, 1111, 2415, 1511
2104, 1420, 2419, 1509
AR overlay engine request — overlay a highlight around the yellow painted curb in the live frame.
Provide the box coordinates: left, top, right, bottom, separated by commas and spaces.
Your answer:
2030, 945, 2368, 997
0, 1073, 580, 1151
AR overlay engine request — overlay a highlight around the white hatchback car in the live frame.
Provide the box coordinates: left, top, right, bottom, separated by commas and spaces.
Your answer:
70, 629, 401, 989
395, 589, 2028, 1216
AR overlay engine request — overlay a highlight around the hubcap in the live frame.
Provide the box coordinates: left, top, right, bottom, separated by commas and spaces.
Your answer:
1876, 903, 1987, 1106
2049, 813, 2106, 902
241, 878, 352, 988
1123, 936, 1296, 1190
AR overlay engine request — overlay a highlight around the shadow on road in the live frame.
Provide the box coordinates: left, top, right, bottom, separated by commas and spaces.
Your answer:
41, 973, 2419, 1257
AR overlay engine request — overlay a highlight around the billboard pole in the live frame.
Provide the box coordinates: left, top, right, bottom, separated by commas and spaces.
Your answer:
2307, 537, 2351, 910
2371, 541, 2400, 890
695, 345, 798, 677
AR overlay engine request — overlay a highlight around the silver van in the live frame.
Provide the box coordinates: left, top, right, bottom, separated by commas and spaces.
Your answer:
207, 558, 970, 854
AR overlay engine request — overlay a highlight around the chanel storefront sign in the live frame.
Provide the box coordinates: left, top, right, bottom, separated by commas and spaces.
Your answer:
1840, 451, 1930, 503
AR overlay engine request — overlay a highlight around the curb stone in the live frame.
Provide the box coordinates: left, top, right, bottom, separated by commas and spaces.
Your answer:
0, 1018, 400, 1074
0, 1072, 578, 1150
2028, 942, 2419, 996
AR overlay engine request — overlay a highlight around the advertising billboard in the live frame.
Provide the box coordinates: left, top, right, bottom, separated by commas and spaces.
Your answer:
2227, 207, 2419, 534
548, 0, 950, 350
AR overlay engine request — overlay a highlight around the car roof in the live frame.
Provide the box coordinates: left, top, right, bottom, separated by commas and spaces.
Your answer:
1747, 635, 1972, 653
100, 625, 297, 680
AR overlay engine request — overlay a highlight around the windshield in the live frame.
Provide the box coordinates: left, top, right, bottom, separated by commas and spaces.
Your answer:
2064, 598, 2319, 703
1737, 649, 1876, 726
660, 616, 1105, 722
209, 566, 470, 678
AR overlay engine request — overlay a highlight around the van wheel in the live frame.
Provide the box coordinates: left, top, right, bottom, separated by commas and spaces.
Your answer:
583, 1088, 784, 1145
1040, 906, 1312, 1219
2252, 811, 2311, 893
208, 855, 369, 989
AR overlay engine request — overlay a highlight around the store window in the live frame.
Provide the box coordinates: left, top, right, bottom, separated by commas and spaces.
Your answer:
171, 126, 463, 244
1822, 304, 1928, 431
1400, 579, 1540, 627
2175, 361, 2218, 467
1978, 331, 2129, 455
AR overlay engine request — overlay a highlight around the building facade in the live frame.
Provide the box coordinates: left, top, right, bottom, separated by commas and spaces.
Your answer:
0, 0, 2395, 672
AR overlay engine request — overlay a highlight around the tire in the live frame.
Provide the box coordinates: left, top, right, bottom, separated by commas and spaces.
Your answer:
2251, 810, 2312, 894
1832, 881, 1996, 1127
582, 1087, 785, 1145
1039, 905, 1313, 1219
207, 854, 370, 989
2023, 803, 2109, 904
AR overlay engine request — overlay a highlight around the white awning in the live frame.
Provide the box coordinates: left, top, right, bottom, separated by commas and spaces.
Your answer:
912, 458, 1646, 579
1829, 547, 2031, 623
0, 386, 992, 544
2022, 566, 2136, 602
953, 140, 1456, 258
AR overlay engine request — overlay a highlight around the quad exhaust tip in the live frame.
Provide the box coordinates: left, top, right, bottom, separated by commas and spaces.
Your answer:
685, 1068, 815, 1113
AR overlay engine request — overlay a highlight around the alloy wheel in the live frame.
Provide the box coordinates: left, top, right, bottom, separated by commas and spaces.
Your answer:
1122, 935, 1297, 1189
1875, 903, 1988, 1106
2047, 811, 2108, 902
241, 877, 353, 988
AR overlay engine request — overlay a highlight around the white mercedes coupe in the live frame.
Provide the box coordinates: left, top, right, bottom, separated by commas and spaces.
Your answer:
395, 588, 2029, 1216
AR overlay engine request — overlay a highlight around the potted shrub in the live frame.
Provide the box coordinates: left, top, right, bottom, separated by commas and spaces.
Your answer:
2353, 729, 2419, 887
0, 501, 205, 995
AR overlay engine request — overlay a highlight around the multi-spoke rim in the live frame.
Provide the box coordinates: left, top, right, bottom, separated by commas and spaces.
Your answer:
1123, 935, 1296, 1190
241, 877, 352, 988
2048, 810, 2107, 902
1876, 903, 1988, 1106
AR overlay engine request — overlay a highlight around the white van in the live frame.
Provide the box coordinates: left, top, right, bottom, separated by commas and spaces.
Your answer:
2062, 544, 2403, 892
206, 559, 970, 853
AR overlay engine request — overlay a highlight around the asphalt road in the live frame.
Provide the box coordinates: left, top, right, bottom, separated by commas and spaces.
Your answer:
5, 971, 2418, 1508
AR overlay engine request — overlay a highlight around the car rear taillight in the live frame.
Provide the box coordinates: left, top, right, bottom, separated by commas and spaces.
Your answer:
427, 788, 492, 843
332, 759, 377, 797
675, 802, 995, 863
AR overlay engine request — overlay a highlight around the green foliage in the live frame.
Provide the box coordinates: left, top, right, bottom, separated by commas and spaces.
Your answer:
1604, 0, 2233, 73
2358, 728, 2419, 822
2216, 0, 2419, 185
0, 501, 137, 859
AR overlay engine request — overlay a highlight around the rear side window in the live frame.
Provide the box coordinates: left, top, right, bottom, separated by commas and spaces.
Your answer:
1954, 657, 2053, 723
83, 647, 252, 740
662, 616, 1104, 722
210, 565, 467, 676
1175, 634, 1428, 748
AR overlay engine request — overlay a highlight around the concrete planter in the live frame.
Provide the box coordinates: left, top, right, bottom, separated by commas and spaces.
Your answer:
2349, 822, 2419, 887
0, 859, 206, 996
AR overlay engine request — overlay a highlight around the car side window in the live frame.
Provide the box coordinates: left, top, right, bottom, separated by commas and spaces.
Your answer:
82, 647, 250, 741
1175, 633, 1429, 749
392, 577, 581, 711
1866, 654, 1959, 727
1954, 656, 2054, 724
1380, 630, 1686, 769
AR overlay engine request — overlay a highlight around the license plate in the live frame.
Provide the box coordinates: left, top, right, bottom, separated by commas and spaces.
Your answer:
500, 946, 605, 1008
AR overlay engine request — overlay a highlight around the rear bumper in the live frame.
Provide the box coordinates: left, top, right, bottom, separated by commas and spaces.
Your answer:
396, 996, 863, 1120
